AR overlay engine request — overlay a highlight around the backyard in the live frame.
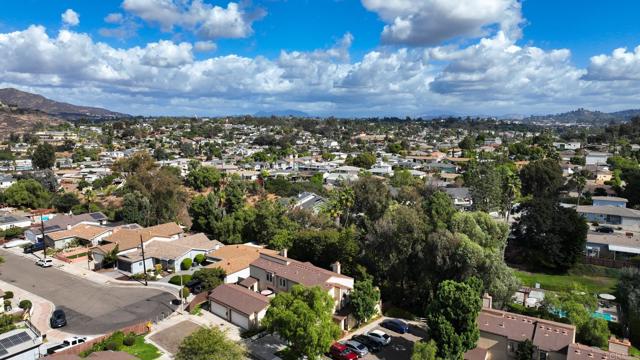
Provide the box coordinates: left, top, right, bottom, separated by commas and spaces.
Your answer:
513, 264, 620, 294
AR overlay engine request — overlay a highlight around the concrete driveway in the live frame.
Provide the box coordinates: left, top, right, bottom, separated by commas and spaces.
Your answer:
0, 250, 177, 335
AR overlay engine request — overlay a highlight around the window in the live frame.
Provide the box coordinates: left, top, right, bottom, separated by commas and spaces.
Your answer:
266, 272, 273, 282
539, 352, 548, 360
279, 278, 287, 288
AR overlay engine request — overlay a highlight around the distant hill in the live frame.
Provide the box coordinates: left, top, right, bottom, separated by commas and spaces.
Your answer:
0, 88, 128, 120
521, 108, 640, 124
253, 109, 310, 117
0, 100, 66, 136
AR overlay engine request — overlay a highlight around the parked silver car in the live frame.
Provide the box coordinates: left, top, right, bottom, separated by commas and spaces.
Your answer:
344, 340, 369, 358
366, 329, 391, 346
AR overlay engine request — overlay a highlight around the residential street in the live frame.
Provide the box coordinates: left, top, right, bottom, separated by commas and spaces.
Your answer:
0, 250, 177, 335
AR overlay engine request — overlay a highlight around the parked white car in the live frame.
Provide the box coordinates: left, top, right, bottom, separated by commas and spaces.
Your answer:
366, 329, 391, 346
36, 258, 54, 268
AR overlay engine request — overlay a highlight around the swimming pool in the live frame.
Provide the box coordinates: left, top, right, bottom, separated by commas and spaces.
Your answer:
592, 312, 615, 321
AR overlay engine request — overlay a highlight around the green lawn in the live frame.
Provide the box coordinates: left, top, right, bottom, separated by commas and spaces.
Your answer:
121, 336, 162, 360
514, 266, 619, 294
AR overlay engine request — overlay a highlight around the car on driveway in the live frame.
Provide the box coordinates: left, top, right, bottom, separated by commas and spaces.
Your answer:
366, 329, 391, 346
24, 242, 45, 253
330, 342, 358, 360
351, 334, 381, 352
380, 319, 409, 334
50, 309, 67, 328
36, 258, 53, 268
343, 340, 369, 358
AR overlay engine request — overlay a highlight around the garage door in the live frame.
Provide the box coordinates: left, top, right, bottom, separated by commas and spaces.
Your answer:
230, 310, 249, 329
211, 302, 228, 320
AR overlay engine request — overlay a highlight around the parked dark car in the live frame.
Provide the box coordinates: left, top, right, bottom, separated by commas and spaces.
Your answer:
380, 319, 409, 334
596, 226, 614, 234
185, 279, 203, 294
351, 335, 381, 352
50, 309, 67, 328
23, 242, 45, 254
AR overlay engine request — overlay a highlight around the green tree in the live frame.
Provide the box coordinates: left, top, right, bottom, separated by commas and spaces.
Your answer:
52, 192, 80, 213
519, 159, 564, 198
290, 226, 359, 274
262, 285, 341, 359
125, 166, 188, 225
390, 169, 416, 187
191, 268, 226, 292
512, 198, 588, 272
250, 199, 297, 245
352, 176, 391, 222
347, 152, 376, 169
350, 276, 380, 324
579, 318, 610, 348
411, 340, 438, 360
427, 278, 482, 360
186, 165, 222, 191
3, 179, 51, 209
121, 191, 152, 226
422, 190, 456, 231
464, 162, 501, 212
31, 143, 56, 169
515, 339, 534, 360
615, 268, 640, 346
176, 327, 245, 360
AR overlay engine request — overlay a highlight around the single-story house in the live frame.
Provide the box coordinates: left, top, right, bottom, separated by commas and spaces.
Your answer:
25, 212, 108, 242
209, 284, 270, 330
444, 187, 473, 210
586, 232, 640, 260
206, 244, 279, 284
0, 215, 31, 231
0, 174, 16, 189
117, 232, 222, 274
592, 196, 628, 208
578, 205, 640, 230
44, 225, 113, 249
567, 341, 634, 360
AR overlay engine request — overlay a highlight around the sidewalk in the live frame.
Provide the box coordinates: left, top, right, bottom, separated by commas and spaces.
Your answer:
0, 279, 73, 343
3, 247, 180, 293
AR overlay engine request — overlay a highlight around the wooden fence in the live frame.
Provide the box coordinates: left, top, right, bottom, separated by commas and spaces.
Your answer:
582, 256, 639, 269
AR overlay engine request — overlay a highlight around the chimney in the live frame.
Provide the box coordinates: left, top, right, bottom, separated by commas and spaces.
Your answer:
331, 261, 341, 274
482, 293, 493, 309
280, 248, 288, 258
608, 337, 631, 355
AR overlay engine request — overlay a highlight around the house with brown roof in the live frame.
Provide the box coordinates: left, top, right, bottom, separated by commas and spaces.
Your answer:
44, 224, 113, 249
117, 233, 222, 274
25, 212, 108, 242
248, 252, 354, 329
91, 222, 184, 269
567, 340, 634, 360
205, 244, 279, 284
208, 284, 270, 330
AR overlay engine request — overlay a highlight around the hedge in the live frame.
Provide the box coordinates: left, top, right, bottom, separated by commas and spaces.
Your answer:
181, 258, 193, 270
169, 275, 192, 286
194, 254, 205, 265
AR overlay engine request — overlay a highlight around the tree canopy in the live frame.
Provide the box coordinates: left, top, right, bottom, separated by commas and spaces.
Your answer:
176, 327, 245, 360
31, 143, 56, 169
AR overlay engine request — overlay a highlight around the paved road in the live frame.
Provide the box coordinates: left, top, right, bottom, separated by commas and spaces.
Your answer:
0, 250, 177, 335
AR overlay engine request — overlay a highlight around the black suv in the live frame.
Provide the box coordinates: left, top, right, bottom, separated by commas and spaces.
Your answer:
50, 309, 67, 328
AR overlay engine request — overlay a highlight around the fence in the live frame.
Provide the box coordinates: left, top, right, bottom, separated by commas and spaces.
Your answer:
185, 292, 209, 313
49, 321, 150, 356
582, 256, 639, 269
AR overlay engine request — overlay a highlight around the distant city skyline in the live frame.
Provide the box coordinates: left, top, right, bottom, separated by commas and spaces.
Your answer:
1, 0, 640, 117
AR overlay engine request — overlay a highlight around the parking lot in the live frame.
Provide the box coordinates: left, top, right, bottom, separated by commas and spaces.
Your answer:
346, 319, 428, 360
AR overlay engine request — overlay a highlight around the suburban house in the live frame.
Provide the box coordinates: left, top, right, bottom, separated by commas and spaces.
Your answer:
249, 253, 354, 329
592, 196, 628, 208
444, 187, 474, 210
0, 215, 31, 231
44, 224, 113, 249
0, 324, 42, 360
577, 205, 640, 230
208, 284, 270, 330
116, 232, 222, 274
586, 232, 640, 260
206, 244, 279, 284
91, 222, 184, 270
285, 192, 327, 214
24, 212, 108, 242
585, 152, 611, 166
0, 174, 15, 189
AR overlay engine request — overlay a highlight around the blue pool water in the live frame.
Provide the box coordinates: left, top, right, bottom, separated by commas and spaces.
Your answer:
554, 309, 614, 321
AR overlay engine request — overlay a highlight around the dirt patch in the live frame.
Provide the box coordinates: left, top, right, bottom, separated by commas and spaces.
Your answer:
149, 320, 203, 355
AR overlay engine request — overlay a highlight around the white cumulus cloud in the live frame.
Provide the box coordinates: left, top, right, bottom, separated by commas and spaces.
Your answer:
61, 9, 80, 27
362, 0, 521, 45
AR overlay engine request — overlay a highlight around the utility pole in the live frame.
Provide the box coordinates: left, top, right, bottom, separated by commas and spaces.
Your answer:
39, 211, 47, 260
140, 234, 148, 286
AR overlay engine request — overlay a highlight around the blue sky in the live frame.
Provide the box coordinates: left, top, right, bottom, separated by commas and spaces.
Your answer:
0, 0, 639, 116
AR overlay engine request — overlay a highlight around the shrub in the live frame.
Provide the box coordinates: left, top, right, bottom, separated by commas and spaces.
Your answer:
194, 254, 205, 265
3, 300, 10, 309
181, 258, 193, 270
123, 333, 136, 347
169, 275, 192, 286
383, 306, 416, 321
105, 340, 120, 351
3, 291, 13, 300
18, 300, 32, 310
181, 287, 190, 299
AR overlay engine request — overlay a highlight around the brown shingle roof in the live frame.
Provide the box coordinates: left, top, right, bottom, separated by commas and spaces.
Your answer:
103, 222, 183, 251
47, 225, 110, 241
478, 309, 575, 352
209, 284, 269, 316
250, 253, 352, 289
206, 244, 278, 274
567, 343, 634, 360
